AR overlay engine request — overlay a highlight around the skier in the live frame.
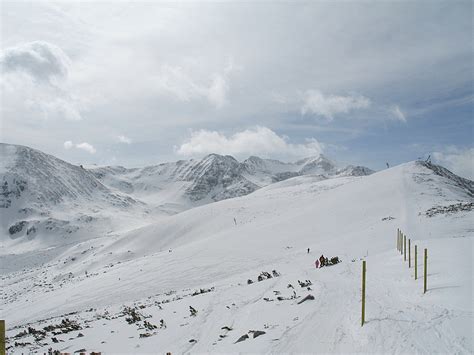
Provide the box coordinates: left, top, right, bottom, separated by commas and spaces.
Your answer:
315, 259, 320, 268
319, 254, 325, 267
307, 248, 310, 254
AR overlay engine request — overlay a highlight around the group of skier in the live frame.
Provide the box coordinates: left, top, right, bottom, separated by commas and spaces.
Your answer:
307, 248, 340, 268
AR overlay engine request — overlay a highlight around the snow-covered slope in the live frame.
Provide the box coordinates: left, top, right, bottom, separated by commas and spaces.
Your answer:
0, 144, 148, 250
3, 160, 472, 353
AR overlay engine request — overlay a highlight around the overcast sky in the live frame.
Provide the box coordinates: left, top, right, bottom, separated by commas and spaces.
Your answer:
1, 1, 472, 178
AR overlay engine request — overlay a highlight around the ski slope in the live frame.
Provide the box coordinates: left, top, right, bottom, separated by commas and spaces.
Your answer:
2, 161, 473, 353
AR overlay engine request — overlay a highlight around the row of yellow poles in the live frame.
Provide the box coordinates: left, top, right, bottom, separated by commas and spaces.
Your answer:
397, 228, 427, 293
362, 229, 429, 327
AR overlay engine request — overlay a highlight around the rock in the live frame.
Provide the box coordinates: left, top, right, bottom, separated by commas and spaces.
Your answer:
250, 330, 266, 338
297, 294, 315, 304
235, 334, 249, 343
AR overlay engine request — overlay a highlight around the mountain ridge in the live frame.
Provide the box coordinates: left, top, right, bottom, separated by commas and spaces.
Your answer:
88, 152, 375, 201
0, 143, 375, 247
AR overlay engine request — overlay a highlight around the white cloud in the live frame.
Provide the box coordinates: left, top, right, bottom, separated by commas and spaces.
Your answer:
2, 3, 471, 166
117, 135, 132, 144
0, 41, 70, 84
76, 142, 96, 154
301, 90, 371, 120
1, 41, 83, 122
154, 60, 236, 109
432, 147, 474, 180
389, 105, 407, 122
64, 141, 96, 154
176, 126, 323, 158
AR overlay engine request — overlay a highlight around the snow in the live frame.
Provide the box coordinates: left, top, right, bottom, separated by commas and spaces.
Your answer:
0, 144, 18, 171
1, 151, 473, 353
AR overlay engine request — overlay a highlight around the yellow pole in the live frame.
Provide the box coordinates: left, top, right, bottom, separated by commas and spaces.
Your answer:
0, 320, 5, 355
415, 245, 418, 280
424, 249, 428, 293
397, 230, 399, 251
401, 234, 404, 255
408, 239, 411, 268
361, 260, 366, 326
404, 235, 406, 261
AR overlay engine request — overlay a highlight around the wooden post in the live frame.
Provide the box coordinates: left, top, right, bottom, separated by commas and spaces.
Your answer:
424, 249, 428, 293
361, 260, 366, 326
408, 239, 411, 268
415, 245, 418, 280
404, 235, 406, 261
401, 234, 404, 255
398, 230, 401, 252
0, 320, 5, 355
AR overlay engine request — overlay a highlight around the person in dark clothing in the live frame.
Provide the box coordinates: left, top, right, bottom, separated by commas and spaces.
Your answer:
319, 255, 325, 267
307, 248, 310, 253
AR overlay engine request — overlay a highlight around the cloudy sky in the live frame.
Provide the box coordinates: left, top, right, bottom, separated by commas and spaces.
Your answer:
1, 1, 472, 178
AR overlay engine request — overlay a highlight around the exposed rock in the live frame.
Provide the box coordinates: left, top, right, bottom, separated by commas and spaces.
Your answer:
422, 202, 474, 217
297, 294, 315, 304
235, 334, 249, 343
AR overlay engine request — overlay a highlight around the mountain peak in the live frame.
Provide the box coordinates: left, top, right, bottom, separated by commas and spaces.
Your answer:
295, 154, 336, 174
201, 153, 239, 164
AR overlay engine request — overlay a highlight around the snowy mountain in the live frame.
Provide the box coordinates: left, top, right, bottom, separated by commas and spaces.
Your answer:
0, 144, 372, 249
87, 154, 259, 210
88, 152, 373, 207
0, 144, 147, 249
2, 158, 473, 353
